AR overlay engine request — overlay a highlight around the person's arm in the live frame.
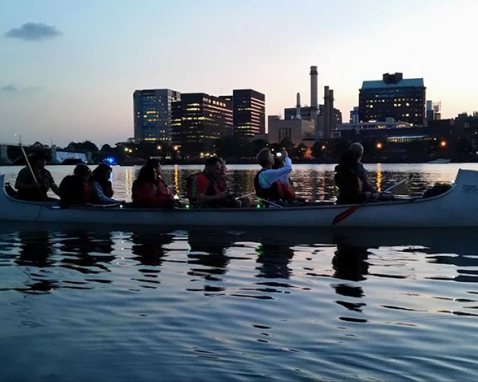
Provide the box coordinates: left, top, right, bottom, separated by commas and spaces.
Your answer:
91, 181, 118, 204
45, 170, 60, 196
258, 157, 292, 189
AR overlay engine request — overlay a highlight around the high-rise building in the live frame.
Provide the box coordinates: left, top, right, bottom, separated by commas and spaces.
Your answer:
133, 89, 181, 143
231, 89, 265, 137
359, 73, 426, 126
171, 93, 233, 155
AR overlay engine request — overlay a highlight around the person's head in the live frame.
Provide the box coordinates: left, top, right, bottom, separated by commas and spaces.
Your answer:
146, 158, 161, 177
256, 148, 274, 169
91, 163, 112, 182
29, 151, 49, 168
137, 165, 157, 184
74, 164, 91, 180
349, 142, 364, 161
218, 158, 227, 176
204, 156, 222, 177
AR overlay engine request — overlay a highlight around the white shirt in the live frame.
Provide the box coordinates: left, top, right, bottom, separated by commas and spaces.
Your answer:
258, 157, 292, 189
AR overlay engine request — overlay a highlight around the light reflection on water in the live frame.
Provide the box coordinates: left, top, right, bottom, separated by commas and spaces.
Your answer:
1, 164, 478, 380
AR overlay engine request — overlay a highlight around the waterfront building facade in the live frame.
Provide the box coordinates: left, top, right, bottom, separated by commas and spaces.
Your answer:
359, 73, 426, 127
268, 115, 315, 146
133, 89, 181, 143
171, 93, 233, 155
231, 89, 265, 137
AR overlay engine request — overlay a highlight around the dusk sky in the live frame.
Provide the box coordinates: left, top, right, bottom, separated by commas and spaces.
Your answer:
1, 0, 477, 147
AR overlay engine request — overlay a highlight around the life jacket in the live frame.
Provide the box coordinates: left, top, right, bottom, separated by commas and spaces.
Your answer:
132, 180, 174, 208
334, 165, 365, 204
186, 172, 221, 205
254, 169, 283, 201
281, 179, 296, 201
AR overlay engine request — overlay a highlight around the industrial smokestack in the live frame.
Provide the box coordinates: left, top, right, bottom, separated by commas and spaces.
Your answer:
310, 66, 318, 109
295, 92, 301, 119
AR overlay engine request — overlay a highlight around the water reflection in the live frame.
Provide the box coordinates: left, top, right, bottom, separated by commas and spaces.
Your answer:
131, 230, 173, 288
16, 231, 53, 267
59, 231, 115, 274
131, 230, 172, 266
331, 242, 369, 321
186, 230, 232, 294
14, 231, 57, 293
255, 242, 294, 279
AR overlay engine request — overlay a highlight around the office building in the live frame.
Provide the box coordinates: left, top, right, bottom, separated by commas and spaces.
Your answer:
229, 89, 265, 137
359, 73, 426, 126
133, 89, 181, 143
171, 93, 233, 155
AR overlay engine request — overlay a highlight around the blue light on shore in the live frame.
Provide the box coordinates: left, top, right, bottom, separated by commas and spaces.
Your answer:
105, 157, 116, 165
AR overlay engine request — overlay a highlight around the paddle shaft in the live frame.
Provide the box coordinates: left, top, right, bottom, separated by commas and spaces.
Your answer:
383, 179, 406, 193
20, 146, 39, 185
235, 192, 256, 200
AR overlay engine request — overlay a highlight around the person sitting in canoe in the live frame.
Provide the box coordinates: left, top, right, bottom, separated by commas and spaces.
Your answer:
254, 147, 295, 205
15, 151, 60, 201
188, 156, 241, 208
145, 158, 180, 205
348, 142, 377, 195
132, 165, 176, 208
271, 148, 296, 202
58, 164, 92, 205
89, 163, 120, 205
334, 149, 381, 204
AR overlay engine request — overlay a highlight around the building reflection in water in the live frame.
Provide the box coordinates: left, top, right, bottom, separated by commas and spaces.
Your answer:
331, 242, 370, 320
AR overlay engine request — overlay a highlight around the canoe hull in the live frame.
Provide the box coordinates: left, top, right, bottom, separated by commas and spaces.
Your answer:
2, 169, 478, 227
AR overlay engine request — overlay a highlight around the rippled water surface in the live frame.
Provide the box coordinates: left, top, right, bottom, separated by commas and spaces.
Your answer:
1, 164, 478, 381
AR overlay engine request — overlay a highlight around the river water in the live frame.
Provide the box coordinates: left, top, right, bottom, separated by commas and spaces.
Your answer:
1, 163, 478, 381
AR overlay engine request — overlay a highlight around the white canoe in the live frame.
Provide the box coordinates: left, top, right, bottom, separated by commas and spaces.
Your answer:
1, 169, 478, 228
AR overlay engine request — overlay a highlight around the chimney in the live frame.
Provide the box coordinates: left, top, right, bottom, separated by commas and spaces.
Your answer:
296, 92, 301, 119
310, 66, 318, 109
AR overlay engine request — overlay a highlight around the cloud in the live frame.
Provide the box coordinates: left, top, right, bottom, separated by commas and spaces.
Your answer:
1, 84, 18, 92
5, 22, 61, 41
1, 84, 42, 93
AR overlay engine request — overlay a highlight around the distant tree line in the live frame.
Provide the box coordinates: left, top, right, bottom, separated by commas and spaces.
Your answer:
55, 131, 478, 164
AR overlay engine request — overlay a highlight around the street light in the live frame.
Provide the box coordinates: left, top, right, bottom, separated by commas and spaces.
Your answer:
14, 134, 22, 146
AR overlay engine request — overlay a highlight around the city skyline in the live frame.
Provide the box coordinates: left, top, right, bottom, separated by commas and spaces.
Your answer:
1, 0, 477, 146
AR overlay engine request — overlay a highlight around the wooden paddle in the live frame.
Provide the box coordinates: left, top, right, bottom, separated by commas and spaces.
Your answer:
20, 146, 39, 186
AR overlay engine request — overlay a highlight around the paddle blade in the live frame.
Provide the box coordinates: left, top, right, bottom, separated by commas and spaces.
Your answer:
332, 205, 360, 225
